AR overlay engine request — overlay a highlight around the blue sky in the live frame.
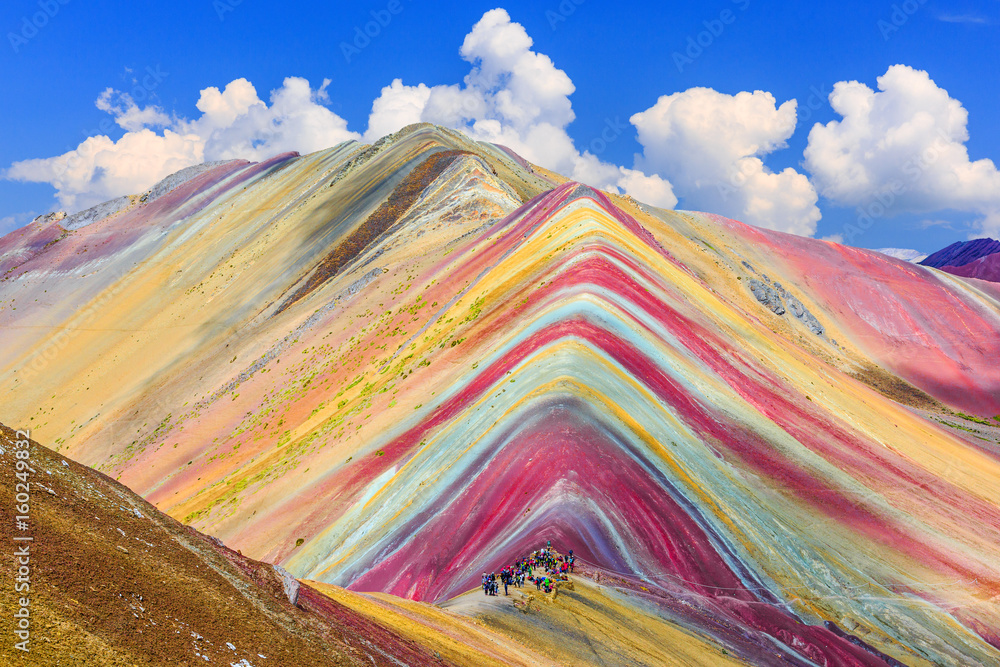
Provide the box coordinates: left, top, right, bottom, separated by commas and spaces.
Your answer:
2, 0, 999, 253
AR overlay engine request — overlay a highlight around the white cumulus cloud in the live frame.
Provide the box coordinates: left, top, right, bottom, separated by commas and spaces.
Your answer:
6, 131, 204, 213
182, 77, 360, 162
96, 88, 172, 132
362, 8, 678, 209
630, 88, 821, 236
5, 77, 360, 213
804, 64, 1000, 237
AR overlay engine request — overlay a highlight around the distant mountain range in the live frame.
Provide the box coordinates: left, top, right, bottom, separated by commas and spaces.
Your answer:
915, 237, 1000, 283
872, 238, 1000, 285
920, 237, 1000, 269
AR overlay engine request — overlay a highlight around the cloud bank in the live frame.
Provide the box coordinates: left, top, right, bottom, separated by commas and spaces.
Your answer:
5, 12, 998, 240
631, 88, 821, 236
804, 64, 1000, 237
6, 77, 360, 213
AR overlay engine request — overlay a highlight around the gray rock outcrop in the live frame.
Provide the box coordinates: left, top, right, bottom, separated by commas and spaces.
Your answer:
748, 278, 785, 316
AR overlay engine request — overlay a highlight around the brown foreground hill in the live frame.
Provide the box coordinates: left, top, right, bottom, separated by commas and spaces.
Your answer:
0, 424, 449, 666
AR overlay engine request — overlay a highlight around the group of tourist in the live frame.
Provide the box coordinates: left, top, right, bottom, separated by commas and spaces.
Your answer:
481, 545, 576, 596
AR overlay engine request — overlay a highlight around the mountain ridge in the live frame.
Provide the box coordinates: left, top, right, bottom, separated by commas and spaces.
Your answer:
3, 124, 1000, 665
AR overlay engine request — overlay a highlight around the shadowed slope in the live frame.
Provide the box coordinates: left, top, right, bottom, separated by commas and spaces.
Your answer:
0, 425, 449, 666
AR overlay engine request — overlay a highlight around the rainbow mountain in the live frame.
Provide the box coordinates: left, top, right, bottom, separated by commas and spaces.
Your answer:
3, 124, 1000, 666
